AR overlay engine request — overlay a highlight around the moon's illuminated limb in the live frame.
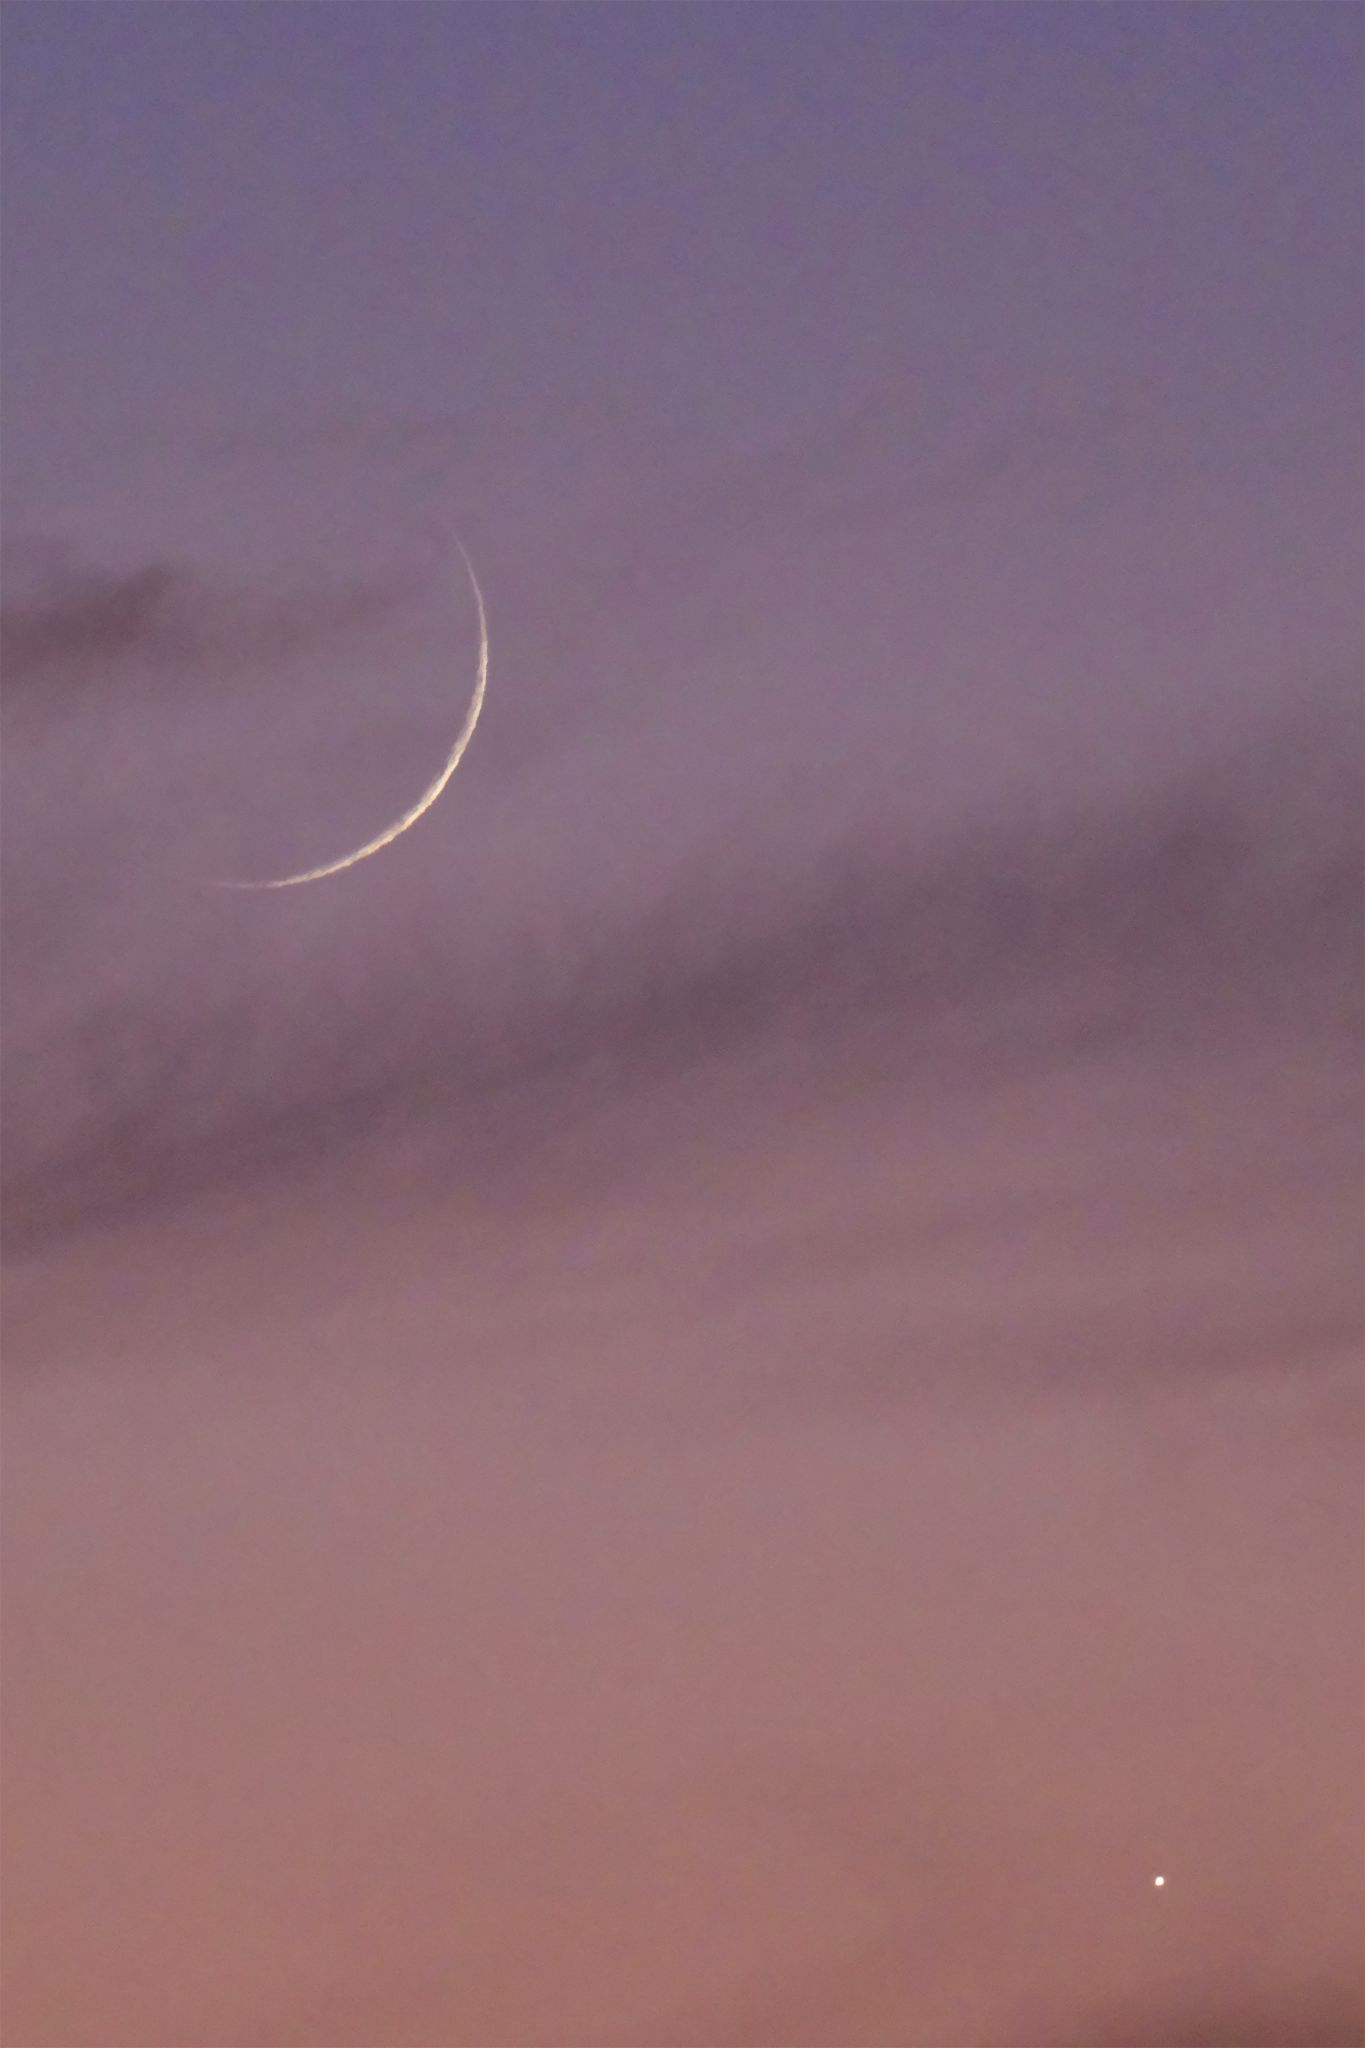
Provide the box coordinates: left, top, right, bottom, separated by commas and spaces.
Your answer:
213, 536, 488, 890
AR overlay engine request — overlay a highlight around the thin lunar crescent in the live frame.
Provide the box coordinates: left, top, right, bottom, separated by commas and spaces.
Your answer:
214, 536, 488, 890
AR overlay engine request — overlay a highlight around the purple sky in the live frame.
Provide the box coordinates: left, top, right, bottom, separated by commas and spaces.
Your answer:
3, 8, 1362, 2046
3, 4, 1361, 473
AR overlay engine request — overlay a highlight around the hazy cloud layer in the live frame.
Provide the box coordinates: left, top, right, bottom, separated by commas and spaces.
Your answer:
3, 397, 1360, 1247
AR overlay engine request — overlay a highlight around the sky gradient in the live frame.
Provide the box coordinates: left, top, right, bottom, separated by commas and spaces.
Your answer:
2, 6, 1363, 2045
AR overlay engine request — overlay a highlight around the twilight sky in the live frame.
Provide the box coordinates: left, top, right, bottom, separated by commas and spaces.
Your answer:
2, 7, 1363, 2046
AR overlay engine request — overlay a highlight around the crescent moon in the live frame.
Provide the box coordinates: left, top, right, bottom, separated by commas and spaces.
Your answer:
213, 536, 488, 890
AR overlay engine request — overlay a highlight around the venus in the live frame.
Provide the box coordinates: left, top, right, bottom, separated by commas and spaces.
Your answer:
215, 534, 488, 890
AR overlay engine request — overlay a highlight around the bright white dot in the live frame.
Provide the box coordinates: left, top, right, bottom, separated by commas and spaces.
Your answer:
1152, 1875, 1166, 1887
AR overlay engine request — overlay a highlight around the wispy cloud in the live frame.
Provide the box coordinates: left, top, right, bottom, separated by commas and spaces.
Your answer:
1, 545, 417, 703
